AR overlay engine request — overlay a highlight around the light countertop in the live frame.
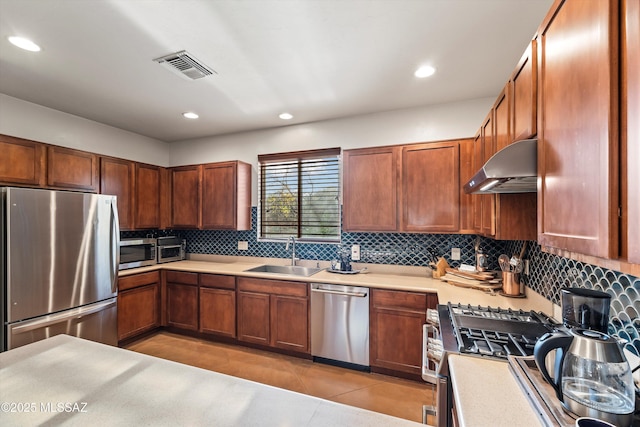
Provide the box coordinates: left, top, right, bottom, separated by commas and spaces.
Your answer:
115, 256, 558, 426
448, 355, 542, 427
121, 255, 555, 315
0, 335, 423, 427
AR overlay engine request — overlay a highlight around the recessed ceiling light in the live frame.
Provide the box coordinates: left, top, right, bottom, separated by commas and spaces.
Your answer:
8, 36, 41, 52
182, 112, 199, 119
279, 113, 293, 120
414, 65, 436, 78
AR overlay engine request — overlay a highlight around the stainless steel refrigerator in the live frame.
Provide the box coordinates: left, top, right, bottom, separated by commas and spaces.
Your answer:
1, 187, 119, 352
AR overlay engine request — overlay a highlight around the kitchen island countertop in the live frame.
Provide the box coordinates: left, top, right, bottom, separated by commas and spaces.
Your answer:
0, 335, 423, 427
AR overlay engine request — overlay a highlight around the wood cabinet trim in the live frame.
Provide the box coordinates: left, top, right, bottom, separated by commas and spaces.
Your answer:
118, 271, 161, 291
237, 277, 308, 297
165, 270, 199, 285
199, 274, 236, 289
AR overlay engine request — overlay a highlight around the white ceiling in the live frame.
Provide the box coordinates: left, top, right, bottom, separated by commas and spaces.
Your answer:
0, 0, 553, 143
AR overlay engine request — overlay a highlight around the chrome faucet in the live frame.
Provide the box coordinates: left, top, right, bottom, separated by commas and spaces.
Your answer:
285, 236, 299, 266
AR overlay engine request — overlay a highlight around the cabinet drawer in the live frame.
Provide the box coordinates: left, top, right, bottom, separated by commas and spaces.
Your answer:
118, 271, 160, 291
237, 277, 307, 297
165, 270, 199, 285
200, 274, 235, 290
371, 289, 427, 311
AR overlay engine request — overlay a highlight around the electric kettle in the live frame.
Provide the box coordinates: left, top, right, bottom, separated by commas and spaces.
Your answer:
533, 328, 635, 427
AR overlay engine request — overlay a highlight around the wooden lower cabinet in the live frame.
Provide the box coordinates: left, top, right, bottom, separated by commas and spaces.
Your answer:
199, 274, 236, 338
166, 271, 199, 331
237, 277, 309, 354
271, 295, 308, 352
370, 289, 438, 376
118, 271, 161, 341
237, 291, 270, 345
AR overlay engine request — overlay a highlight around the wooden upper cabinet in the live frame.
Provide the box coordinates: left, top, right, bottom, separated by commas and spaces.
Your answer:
494, 87, 511, 153
401, 141, 460, 232
623, 0, 639, 263
458, 138, 476, 234
0, 135, 45, 187
511, 39, 538, 141
201, 161, 251, 230
471, 131, 483, 232
537, 0, 619, 258
343, 146, 399, 232
480, 114, 495, 237
171, 165, 202, 228
134, 163, 161, 229
47, 145, 98, 192
100, 156, 134, 230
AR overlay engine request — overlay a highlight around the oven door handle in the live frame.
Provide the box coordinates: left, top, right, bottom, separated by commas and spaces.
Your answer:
422, 324, 440, 384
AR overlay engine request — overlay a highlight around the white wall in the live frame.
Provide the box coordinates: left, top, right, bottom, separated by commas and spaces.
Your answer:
1, 93, 494, 204
170, 97, 493, 166
169, 97, 493, 204
0, 94, 170, 166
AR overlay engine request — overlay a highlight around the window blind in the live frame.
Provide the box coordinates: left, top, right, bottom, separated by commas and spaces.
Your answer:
258, 148, 340, 241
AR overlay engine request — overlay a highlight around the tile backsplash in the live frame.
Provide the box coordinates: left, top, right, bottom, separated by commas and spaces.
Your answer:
124, 207, 640, 356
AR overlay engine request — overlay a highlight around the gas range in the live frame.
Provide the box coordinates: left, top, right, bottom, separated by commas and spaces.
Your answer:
422, 303, 559, 426
443, 303, 557, 360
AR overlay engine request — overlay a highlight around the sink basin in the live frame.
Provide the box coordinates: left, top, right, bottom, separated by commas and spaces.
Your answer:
244, 264, 324, 277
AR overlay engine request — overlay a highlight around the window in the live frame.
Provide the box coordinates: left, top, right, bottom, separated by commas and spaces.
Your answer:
258, 148, 341, 241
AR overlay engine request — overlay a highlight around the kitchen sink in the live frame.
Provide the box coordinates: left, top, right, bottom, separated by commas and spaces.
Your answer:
244, 264, 324, 277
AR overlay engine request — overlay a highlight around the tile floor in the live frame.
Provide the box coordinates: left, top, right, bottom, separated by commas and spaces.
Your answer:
125, 331, 435, 424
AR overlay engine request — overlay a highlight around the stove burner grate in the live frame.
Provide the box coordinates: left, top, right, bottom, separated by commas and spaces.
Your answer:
446, 303, 556, 360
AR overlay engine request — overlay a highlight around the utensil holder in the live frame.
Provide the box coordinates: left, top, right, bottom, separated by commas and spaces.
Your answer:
502, 272, 521, 296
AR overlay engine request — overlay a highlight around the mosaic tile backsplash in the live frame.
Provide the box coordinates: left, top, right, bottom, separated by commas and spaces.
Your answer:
123, 208, 640, 356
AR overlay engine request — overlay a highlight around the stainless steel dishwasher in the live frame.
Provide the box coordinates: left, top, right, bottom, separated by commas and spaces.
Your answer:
310, 283, 370, 369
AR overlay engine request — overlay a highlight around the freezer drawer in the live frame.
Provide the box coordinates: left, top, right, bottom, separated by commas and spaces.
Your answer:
6, 298, 117, 351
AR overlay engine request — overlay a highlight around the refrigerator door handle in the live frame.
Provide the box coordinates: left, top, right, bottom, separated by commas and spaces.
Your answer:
11, 299, 117, 334
110, 198, 120, 294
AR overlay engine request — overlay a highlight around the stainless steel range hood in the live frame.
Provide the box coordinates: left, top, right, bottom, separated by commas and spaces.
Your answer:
463, 139, 537, 194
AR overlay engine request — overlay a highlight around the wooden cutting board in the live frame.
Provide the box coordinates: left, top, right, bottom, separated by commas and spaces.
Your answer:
445, 268, 496, 281
440, 273, 503, 291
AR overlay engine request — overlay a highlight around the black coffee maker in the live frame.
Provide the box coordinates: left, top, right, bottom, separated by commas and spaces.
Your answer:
560, 287, 611, 332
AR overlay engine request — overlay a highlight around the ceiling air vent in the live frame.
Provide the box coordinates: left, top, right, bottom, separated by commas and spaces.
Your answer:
153, 50, 216, 80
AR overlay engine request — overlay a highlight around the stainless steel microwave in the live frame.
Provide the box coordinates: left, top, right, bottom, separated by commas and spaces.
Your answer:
156, 236, 186, 264
119, 238, 157, 270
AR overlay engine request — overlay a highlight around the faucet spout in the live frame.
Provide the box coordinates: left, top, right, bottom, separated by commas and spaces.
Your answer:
287, 236, 297, 266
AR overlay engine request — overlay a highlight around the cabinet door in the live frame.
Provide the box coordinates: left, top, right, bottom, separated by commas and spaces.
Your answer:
343, 146, 399, 231
480, 114, 495, 236
47, 146, 98, 192
0, 135, 45, 187
237, 291, 270, 345
166, 284, 198, 331
511, 40, 537, 141
459, 138, 476, 233
271, 295, 309, 353
171, 165, 202, 228
472, 131, 483, 232
401, 141, 460, 232
199, 288, 236, 338
538, 0, 619, 257
118, 284, 160, 341
100, 157, 134, 230
201, 161, 252, 230
134, 163, 161, 229
370, 289, 431, 375
624, 0, 640, 263
494, 88, 510, 153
